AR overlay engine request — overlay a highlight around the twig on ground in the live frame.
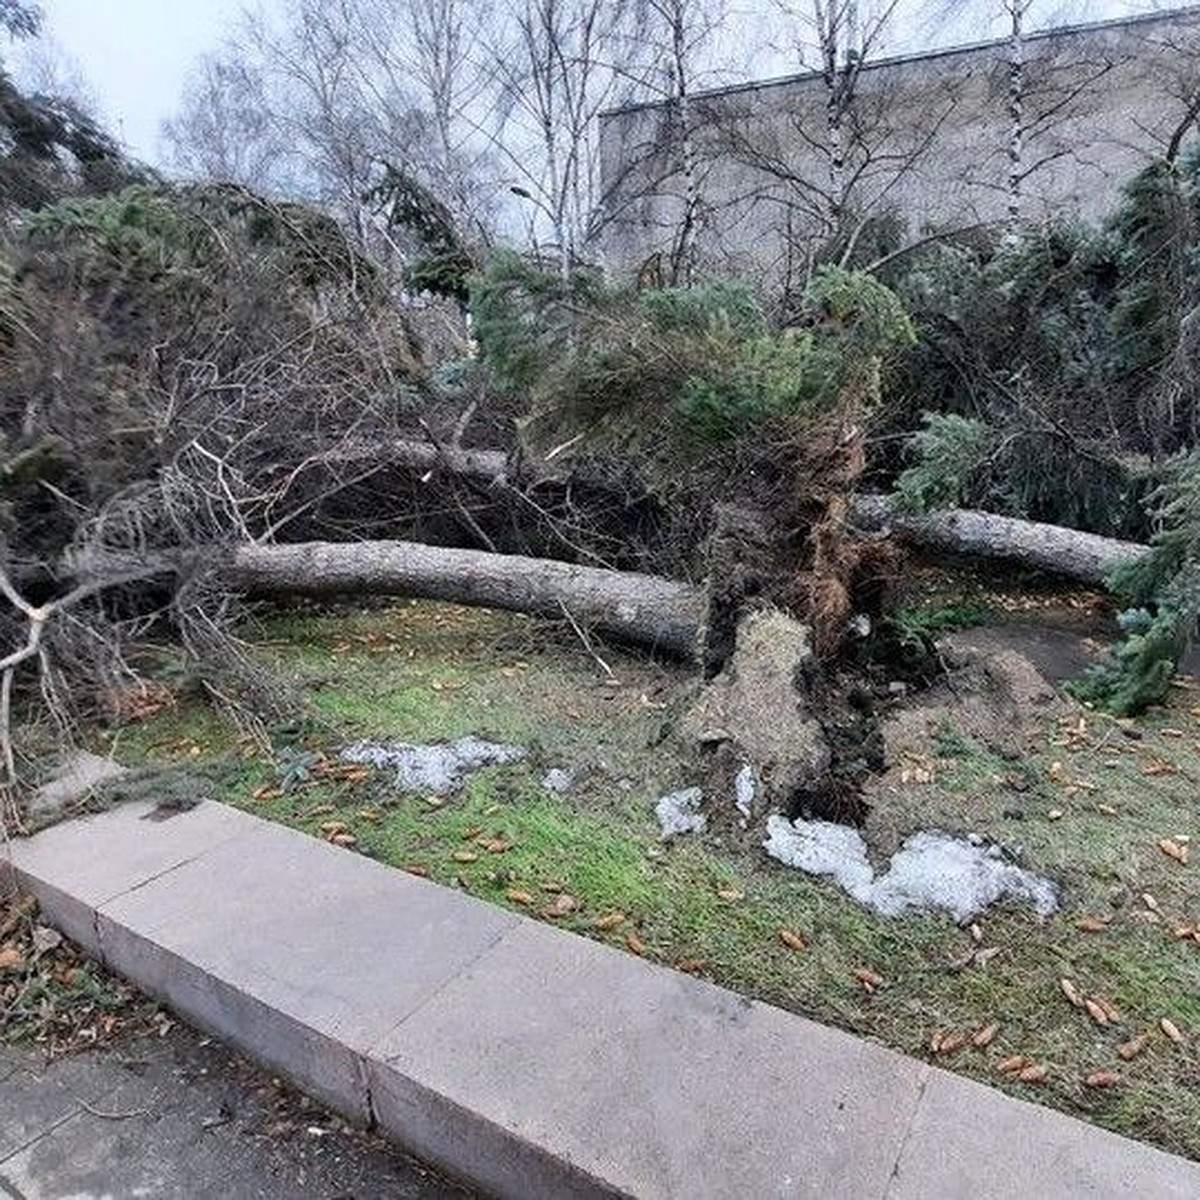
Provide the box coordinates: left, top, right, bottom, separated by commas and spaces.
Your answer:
557, 600, 615, 680
77, 1097, 157, 1121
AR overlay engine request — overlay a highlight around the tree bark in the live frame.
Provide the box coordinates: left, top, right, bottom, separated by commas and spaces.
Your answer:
227, 539, 704, 658
850, 495, 1149, 586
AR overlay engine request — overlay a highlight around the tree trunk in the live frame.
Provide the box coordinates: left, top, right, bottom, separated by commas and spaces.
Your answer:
850, 495, 1149, 586
227, 539, 704, 658
1006, 0, 1026, 237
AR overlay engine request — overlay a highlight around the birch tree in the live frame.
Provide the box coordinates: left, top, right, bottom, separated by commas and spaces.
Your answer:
615, 0, 729, 283
486, 0, 650, 276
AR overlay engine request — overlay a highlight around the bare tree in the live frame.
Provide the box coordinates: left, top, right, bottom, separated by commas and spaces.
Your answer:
484, 0, 652, 276
635, 0, 729, 283
163, 54, 289, 193
164, 0, 499, 252
681, 0, 962, 290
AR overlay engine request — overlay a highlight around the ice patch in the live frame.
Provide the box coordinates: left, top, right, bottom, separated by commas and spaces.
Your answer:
764, 815, 1058, 921
656, 787, 707, 838
341, 737, 526, 795
541, 767, 575, 794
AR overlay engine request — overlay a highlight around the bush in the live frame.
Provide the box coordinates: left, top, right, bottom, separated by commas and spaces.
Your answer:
1070, 452, 1200, 713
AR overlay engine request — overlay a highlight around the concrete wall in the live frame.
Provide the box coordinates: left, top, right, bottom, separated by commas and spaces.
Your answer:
599, 8, 1200, 287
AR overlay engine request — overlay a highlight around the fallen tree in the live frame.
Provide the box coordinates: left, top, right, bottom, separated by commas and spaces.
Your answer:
849, 496, 1150, 586
312, 438, 1154, 586
226, 539, 705, 659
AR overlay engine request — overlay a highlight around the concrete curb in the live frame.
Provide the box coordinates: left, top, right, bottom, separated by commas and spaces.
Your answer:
6, 800, 1200, 1199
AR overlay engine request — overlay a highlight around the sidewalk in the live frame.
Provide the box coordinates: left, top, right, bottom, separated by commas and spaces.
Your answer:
7, 798, 1200, 1199
1, 1023, 470, 1199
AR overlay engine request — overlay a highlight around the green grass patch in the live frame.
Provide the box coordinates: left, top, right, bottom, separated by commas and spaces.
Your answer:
106, 601, 1200, 1162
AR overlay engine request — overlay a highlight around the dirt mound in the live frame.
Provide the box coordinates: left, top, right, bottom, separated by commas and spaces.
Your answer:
679, 609, 830, 815
864, 637, 1069, 856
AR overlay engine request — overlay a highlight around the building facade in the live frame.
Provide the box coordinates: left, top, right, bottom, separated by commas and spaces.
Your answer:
599, 8, 1200, 289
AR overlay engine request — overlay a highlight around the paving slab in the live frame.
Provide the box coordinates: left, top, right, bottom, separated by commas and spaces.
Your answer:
8, 799, 251, 949
887, 1068, 1200, 1200
369, 918, 927, 1199
0, 1050, 127, 1160
95, 818, 518, 1121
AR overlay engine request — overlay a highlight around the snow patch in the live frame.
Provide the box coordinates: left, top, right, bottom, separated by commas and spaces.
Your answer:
763, 816, 874, 895
541, 767, 575, 794
341, 737, 526, 795
655, 787, 707, 838
764, 815, 1058, 921
734, 765, 756, 819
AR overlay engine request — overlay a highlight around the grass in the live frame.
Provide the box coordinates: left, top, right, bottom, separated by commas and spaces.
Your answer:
102, 599, 1200, 1161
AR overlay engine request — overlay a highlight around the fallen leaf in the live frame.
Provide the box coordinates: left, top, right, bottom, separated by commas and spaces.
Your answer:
1048, 809, 1065, 821
997, 1055, 1030, 1075
972, 1021, 1001, 1048
625, 931, 648, 956
1143, 760, 1179, 776
715, 886, 744, 902
853, 967, 886, 991
973, 946, 1002, 968
1096, 803, 1118, 816
31, 926, 62, 953
319, 821, 349, 836
452, 850, 479, 864
1060, 978, 1085, 1008
1161, 1018, 1185, 1044
1159, 838, 1190, 865
778, 929, 806, 952
506, 889, 536, 906
404, 863, 430, 878
541, 893, 578, 918
1018, 1064, 1049, 1084
1094, 995, 1121, 1023
946, 946, 977, 972
593, 911, 627, 931
1085, 1070, 1122, 1089
0, 946, 24, 971
482, 838, 513, 854
676, 958, 708, 974
1075, 916, 1111, 933
330, 832, 357, 848
934, 1032, 966, 1056
1142, 892, 1162, 914
1117, 1034, 1149, 1061
462, 825, 484, 841
1085, 998, 1110, 1027
968, 923, 983, 944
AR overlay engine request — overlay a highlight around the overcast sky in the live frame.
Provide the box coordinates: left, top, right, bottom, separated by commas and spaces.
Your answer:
13, 0, 1196, 167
